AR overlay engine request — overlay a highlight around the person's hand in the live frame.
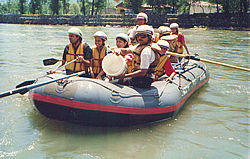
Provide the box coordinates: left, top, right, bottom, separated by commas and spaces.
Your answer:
115, 74, 125, 79
165, 77, 173, 83
78, 56, 84, 62
48, 70, 55, 74
91, 73, 95, 78
96, 74, 102, 80
113, 48, 121, 56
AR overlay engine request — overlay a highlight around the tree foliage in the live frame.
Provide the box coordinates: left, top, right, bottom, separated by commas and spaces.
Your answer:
0, 0, 248, 16
123, 0, 143, 13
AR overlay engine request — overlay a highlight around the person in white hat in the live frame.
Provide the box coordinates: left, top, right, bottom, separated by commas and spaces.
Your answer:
155, 26, 171, 43
49, 27, 92, 76
114, 25, 161, 88
115, 33, 134, 74
170, 23, 190, 61
154, 40, 176, 82
128, 12, 149, 45
90, 31, 108, 80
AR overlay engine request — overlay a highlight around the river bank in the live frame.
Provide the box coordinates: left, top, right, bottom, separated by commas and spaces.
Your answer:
0, 13, 249, 29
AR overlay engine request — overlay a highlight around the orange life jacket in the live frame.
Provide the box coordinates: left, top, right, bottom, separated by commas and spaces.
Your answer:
133, 43, 160, 77
92, 46, 107, 74
65, 42, 86, 72
154, 54, 170, 81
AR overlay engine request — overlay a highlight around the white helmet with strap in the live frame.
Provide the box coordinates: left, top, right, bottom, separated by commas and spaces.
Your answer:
158, 26, 171, 35
116, 33, 129, 43
68, 27, 83, 39
170, 23, 179, 29
157, 40, 169, 49
136, 25, 154, 37
136, 12, 148, 23
94, 31, 107, 41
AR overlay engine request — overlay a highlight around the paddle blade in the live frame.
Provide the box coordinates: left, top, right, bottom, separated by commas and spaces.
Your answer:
16, 80, 36, 88
43, 58, 60, 66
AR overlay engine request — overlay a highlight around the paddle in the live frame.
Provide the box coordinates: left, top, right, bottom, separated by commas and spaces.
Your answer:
166, 51, 250, 72
16, 58, 79, 88
43, 58, 60, 66
0, 71, 85, 98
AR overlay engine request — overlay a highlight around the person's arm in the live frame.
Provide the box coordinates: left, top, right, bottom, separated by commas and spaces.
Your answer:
96, 70, 105, 80
163, 58, 176, 82
180, 33, 190, 55
183, 43, 190, 55
117, 47, 152, 78
89, 59, 95, 78
80, 43, 92, 64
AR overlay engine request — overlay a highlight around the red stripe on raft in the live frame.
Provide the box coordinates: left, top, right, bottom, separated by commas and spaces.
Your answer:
30, 76, 209, 115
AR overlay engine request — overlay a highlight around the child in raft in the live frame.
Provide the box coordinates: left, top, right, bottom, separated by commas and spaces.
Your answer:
114, 33, 134, 73
90, 31, 108, 80
154, 40, 176, 82
105, 33, 134, 81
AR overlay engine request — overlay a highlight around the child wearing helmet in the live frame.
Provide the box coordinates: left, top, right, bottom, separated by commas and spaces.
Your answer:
90, 31, 108, 80
170, 23, 190, 62
115, 33, 134, 74
49, 27, 93, 76
154, 40, 176, 82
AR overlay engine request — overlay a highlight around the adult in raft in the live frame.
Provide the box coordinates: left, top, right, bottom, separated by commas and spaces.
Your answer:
114, 25, 161, 88
90, 31, 108, 80
49, 27, 92, 76
128, 12, 148, 45
154, 40, 176, 82
170, 23, 190, 62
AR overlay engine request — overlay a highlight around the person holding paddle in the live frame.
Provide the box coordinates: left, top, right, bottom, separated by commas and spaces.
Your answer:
49, 27, 92, 76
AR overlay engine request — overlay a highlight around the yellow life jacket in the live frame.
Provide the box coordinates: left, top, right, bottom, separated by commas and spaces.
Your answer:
175, 32, 184, 54
154, 54, 170, 81
155, 33, 160, 43
65, 42, 86, 73
92, 45, 107, 74
133, 43, 160, 77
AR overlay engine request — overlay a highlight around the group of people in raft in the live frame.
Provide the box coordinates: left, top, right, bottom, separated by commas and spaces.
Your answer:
49, 12, 190, 88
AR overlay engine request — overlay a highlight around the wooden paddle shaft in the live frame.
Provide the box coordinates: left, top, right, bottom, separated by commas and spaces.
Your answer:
166, 51, 250, 72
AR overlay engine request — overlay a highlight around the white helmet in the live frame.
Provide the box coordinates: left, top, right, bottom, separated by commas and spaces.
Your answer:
94, 31, 107, 40
116, 33, 129, 43
68, 27, 83, 39
158, 26, 171, 35
170, 23, 179, 29
136, 12, 148, 23
136, 25, 154, 37
157, 40, 169, 49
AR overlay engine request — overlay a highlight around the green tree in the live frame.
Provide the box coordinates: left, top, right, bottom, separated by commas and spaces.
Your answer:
79, 0, 86, 15
69, 2, 80, 14
19, 0, 26, 14
145, 0, 167, 15
61, 0, 69, 14
94, 0, 106, 15
123, 0, 143, 13
91, 0, 94, 15
50, 0, 60, 15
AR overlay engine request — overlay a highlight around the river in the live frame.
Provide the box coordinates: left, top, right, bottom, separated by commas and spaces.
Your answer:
0, 24, 249, 159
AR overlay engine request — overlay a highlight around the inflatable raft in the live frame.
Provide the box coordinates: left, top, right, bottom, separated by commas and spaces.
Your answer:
29, 60, 209, 126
